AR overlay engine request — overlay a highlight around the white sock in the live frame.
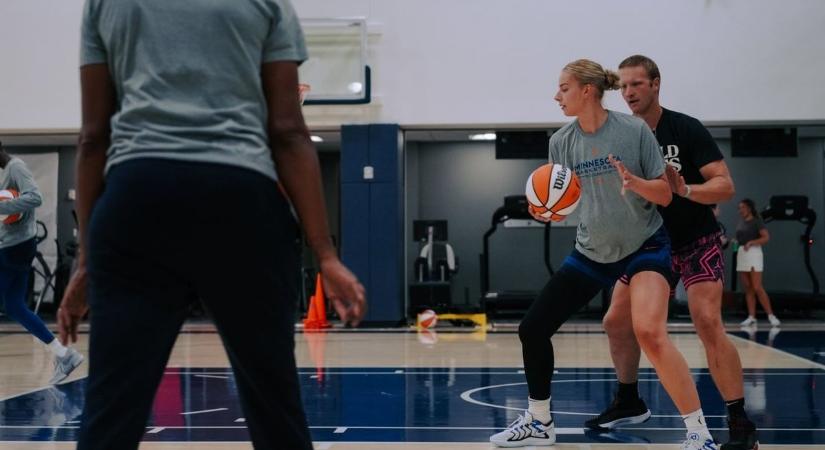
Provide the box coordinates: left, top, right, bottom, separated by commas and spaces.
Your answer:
528, 397, 552, 424
48, 339, 68, 358
682, 408, 711, 437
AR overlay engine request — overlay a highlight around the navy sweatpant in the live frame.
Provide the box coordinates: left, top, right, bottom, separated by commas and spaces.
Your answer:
77, 159, 311, 450
0, 238, 54, 344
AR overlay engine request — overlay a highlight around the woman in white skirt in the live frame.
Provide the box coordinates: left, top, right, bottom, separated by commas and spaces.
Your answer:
735, 198, 780, 327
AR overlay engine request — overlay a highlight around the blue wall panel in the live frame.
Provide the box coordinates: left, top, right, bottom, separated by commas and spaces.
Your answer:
368, 182, 403, 322
341, 125, 370, 183
340, 182, 371, 299
340, 124, 404, 324
368, 124, 401, 183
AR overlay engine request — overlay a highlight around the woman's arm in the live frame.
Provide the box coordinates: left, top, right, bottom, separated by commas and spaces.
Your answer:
609, 155, 672, 206
58, 63, 117, 345
262, 61, 366, 326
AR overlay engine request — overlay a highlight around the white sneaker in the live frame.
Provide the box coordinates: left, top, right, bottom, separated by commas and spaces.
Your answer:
739, 316, 756, 327
490, 411, 555, 447
50, 348, 84, 384
768, 314, 781, 327
681, 432, 718, 450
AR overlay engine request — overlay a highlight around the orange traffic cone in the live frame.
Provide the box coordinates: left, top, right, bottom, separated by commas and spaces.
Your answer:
303, 273, 331, 330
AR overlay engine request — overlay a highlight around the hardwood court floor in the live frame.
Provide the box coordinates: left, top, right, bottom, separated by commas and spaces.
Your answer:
1, 321, 822, 449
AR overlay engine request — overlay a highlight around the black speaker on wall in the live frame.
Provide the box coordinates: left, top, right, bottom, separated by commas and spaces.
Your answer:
731, 127, 797, 157
495, 130, 550, 159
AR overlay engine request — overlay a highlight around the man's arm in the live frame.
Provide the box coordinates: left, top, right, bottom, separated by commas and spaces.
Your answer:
667, 159, 735, 205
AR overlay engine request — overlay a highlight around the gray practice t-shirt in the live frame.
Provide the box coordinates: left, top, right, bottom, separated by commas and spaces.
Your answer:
549, 110, 666, 263
80, 0, 308, 181
0, 158, 43, 249
736, 217, 765, 244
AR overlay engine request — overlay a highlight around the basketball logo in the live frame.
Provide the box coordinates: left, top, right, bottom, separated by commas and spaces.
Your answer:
525, 164, 581, 221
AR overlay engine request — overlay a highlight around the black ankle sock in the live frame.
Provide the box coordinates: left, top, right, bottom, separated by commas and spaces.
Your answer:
725, 398, 748, 419
617, 381, 639, 402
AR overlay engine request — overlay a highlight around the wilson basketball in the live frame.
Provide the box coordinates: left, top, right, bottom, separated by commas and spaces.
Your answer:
417, 309, 438, 329
0, 189, 21, 224
525, 163, 581, 221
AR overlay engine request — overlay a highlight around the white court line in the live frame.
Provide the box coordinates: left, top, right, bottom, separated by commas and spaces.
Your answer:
194, 374, 230, 380
147, 427, 164, 434
728, 333, 825, 371
234, 418, 245, 423
460, 379, 733, 418
181, 407, 228, 416
334, 427, 348, 433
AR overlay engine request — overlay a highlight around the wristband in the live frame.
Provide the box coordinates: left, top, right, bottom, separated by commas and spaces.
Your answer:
681, 184, 692, 199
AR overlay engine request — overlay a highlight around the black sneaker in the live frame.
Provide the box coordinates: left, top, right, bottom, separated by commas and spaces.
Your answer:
721, 416, 759, 450
584, 397, 651, 430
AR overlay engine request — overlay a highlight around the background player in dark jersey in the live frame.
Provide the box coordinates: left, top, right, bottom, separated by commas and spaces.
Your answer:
584, 55, 758, 450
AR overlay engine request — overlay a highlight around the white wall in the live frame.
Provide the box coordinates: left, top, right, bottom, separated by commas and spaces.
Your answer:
2, 0, 825, 130
0, 1, 84, 131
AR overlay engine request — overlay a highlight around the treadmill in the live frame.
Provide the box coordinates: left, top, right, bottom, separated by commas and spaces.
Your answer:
480, 195, 553, 319
757, 195, 821, 312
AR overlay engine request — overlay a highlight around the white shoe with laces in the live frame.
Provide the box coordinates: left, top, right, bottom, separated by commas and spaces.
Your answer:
681, 431, 718, 450
739, 316, 756, 327
50, 348, 84, 385
490, 411, 555, 447
768, 314, 781, 327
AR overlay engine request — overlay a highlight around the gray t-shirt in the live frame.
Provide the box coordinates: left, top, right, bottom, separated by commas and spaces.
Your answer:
549, 110, 666, 263
0, 158, 43, 249
80, 0, 308, 181
736, 217, 765, 244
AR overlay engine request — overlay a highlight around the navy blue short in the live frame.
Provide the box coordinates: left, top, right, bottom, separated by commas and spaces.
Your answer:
562, 226, 672, 288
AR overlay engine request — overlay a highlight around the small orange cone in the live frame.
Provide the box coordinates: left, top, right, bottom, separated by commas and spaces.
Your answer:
303, 274, 331, 329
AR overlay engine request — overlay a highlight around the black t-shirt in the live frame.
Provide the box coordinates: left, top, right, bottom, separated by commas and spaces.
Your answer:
654, 108, 723, 249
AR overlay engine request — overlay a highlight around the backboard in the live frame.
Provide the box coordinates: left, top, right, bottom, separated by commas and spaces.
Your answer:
299, 18, 371, 105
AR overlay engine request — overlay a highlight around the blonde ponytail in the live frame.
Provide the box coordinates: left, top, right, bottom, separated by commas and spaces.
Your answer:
563, 59, 618, 98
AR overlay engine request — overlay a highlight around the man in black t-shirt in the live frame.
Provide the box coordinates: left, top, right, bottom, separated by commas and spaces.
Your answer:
583, 55, 758, 450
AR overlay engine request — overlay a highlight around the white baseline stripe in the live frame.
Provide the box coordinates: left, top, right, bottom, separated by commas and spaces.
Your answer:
194, 374, 230, 380
181, 407, 227, 416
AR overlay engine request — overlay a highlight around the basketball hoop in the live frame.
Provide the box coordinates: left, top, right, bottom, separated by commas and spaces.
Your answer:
298, 83, 311, 105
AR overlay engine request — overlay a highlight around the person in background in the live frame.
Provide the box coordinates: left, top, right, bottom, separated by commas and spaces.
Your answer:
0, 141, 84, 384
736, 198, 779, 327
